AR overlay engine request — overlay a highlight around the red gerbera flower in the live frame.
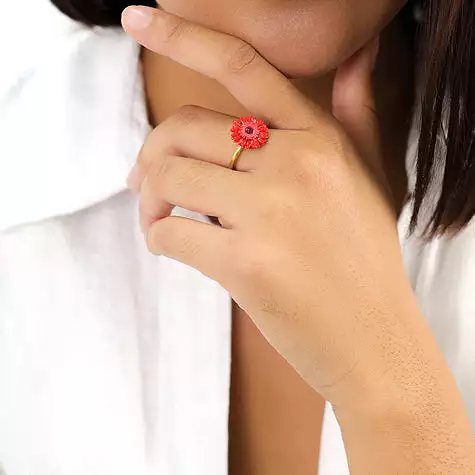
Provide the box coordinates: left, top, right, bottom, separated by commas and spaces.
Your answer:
230, 116, 269, 150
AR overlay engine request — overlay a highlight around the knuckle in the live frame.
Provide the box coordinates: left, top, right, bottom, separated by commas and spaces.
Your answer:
174, 104, 202, 126
149, 154, 173, 186
147, 219, 199, 259
235, 251, 267, 281
146, 219, 179, 257
140, 156, 172, 211
146, 222, 166, 255
147, 155, 210, 197
223, 40, 258, 75
139, 174, 159, 219
173, 158, 208, 191
292, 152, 319, 184
227, 235, 269, 282
147, 105, 203, 157
290, 129, 349, 191
160, 15, 188, 43
255, 190, 298, 225
288, 143, 322, 190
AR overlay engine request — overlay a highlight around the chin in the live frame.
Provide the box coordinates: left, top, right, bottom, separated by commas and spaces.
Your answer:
248, 37, 355, 79
228, 14, 367, 79
256, 48, 348, 79
157, 0, 395, 79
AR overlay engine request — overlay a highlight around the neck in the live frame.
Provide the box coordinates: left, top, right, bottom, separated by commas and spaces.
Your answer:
142, 17, 414, 212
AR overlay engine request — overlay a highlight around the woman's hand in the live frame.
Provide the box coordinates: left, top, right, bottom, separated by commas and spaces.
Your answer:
122, 7, 475, 473
121, 5, 426, 407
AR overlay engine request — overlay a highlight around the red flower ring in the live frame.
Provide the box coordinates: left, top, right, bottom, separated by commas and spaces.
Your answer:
230, 116, 269, 150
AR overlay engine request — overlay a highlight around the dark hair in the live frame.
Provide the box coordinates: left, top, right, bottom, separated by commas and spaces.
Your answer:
413, 0, 475, 235
52, 0, 475, 236
50, 0, 156, 27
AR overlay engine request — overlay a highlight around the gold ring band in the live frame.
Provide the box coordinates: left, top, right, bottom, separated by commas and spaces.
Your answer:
229, 146, 244, 170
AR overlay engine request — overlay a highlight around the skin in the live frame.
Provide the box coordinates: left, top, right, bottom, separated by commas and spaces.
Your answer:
151, 0, 405, 78
120, 2, 475, 474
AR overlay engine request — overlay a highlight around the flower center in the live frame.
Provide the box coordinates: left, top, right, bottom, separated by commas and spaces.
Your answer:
245, 126, 254, 135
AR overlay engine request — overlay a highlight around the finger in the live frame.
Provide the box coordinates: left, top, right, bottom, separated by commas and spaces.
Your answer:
134, 107, 260, 190
139, 155, 252, 232
128, 106, 282, 192
146, 215, 230, 283
149, 107, 258, 171
121, 6, 322, 130
332, 37, 384, 179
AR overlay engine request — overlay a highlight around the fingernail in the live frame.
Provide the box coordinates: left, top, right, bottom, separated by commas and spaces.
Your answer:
127, 165, 141, 192
122, 6, 154, 30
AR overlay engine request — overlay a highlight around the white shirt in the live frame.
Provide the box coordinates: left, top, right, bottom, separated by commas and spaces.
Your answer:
1, 2, 474, 474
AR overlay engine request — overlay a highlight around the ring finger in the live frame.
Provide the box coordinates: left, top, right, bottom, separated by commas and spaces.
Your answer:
132, 106, 276, 189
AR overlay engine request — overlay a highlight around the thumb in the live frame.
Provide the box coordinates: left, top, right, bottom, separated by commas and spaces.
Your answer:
332, 37, 384, 181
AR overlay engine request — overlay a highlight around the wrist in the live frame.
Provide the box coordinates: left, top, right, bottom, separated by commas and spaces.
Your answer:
334, 376, 475, 474
322, 289, 438, 410
332, 330, 475, 474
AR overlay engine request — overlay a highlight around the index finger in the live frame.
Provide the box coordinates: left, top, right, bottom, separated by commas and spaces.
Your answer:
122, 6, 325, 130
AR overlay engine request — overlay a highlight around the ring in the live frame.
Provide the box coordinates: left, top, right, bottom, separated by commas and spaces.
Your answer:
229, 116, 269, 170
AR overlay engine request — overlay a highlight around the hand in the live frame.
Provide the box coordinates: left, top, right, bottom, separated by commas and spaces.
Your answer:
122, 6, 425, 409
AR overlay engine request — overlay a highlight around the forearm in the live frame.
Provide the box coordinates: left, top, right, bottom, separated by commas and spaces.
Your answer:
334, 320, 475, 474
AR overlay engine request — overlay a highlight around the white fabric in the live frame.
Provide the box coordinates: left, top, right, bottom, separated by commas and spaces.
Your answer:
0, 193, 231, 475
1, 1, 474, 474
0, 0, 149, 230
1, 2, 232, 473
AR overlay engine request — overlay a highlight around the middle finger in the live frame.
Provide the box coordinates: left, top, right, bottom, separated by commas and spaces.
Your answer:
139, 154, 256, 232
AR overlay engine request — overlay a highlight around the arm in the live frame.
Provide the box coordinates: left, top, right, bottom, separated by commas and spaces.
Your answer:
336, 307, 475, 474
122, 7, 475, 473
